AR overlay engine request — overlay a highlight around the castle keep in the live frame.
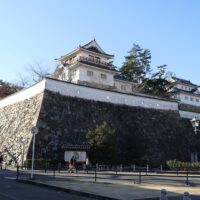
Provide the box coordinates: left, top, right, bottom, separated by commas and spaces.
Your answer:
0, 40, 199, 165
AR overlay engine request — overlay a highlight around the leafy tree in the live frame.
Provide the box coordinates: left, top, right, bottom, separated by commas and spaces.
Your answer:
138, 65, 174, 97
120, 43, 174, 97
120, 44, 151, 83
86, 122, 117, 164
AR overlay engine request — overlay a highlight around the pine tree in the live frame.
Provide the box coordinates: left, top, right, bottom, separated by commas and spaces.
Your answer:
139, 65, 173, 97
86, 122, 116, 164
120, 44, 151, 83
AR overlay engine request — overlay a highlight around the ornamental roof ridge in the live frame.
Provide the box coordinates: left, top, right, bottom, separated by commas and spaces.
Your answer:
172, 76, 199, 87
80, 39, 114, 58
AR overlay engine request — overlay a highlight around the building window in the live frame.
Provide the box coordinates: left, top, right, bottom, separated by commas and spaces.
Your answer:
121, 85, 126, 91
196, 99, 199, 102
185, 96, 188, 100
190, 97, 194, 101
87, 70, 93, 77
101, 74, 107, 79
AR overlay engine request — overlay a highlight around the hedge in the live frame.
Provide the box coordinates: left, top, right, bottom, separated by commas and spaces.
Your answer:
23, 159, 65, 169
167, 159, 200, 171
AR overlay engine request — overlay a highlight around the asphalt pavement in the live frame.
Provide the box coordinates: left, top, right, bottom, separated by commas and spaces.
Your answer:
0, 170, 94, 200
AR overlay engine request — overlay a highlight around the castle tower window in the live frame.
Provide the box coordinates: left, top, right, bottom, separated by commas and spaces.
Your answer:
121, 85, 126, 91
87, 70, 93, 77
101, 74, 107, 79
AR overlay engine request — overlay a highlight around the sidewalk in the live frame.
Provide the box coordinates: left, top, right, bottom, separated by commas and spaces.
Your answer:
18, 172, 200, 200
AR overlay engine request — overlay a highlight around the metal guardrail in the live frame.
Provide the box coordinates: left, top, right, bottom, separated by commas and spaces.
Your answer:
15, 163, 200, 187
13, 165, 200, 200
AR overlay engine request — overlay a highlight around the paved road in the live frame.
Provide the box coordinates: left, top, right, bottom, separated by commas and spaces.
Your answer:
0, 170, 94, 200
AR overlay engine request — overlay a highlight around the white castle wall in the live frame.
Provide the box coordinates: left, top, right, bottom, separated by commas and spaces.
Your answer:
45, 78, 178, 111
0, 80, 45, 108
114, 79, 136, 94
0, 78, 179, 111
179, 110, 200, 120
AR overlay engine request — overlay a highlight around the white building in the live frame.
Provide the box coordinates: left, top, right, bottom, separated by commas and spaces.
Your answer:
54, 39, 136, 94
171, 77, 200, 106
170, 77, 200, 120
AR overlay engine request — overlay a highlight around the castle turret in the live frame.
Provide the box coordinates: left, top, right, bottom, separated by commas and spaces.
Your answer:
54, 39, 119, 90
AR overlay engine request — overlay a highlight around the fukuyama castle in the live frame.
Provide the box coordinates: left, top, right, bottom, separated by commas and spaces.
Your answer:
0, 39, 199, 166
53, 39, 136, 94
52, 39, 200, 118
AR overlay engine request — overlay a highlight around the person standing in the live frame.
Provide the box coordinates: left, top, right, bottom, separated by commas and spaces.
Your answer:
0, 154, 3, 170
85, 156, 90, 170
69, 156, 74, 172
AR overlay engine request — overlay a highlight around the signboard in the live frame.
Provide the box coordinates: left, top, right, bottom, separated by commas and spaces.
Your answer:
64, 151, 86, 162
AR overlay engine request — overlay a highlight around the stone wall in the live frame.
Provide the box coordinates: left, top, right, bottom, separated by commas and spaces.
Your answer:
33, 91, 197, 165
0, 93, 44, 165
0, 79, 198, 166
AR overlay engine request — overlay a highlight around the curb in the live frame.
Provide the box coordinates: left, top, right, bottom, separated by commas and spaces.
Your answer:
17, 179, 119, 200
17, 179, 190, 200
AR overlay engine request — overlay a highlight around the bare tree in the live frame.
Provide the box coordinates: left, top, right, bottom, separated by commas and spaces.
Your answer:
16, 61, 53, 88
28, 61, 51, 83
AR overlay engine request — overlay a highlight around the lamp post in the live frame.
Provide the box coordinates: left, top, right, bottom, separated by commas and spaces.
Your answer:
190, 117, 199, 162
31, 126, 38, 179
19, 138, 26, 169
190, 117, 199, 135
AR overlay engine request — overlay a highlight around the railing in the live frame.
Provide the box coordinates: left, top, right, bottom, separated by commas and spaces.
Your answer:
12, 164, 200, 199
78, 56, 115, 70
15, 163, 200, 187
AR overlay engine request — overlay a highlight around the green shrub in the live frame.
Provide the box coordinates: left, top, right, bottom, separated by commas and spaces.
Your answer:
23, 159, 64, 169
167, 160, 200, 171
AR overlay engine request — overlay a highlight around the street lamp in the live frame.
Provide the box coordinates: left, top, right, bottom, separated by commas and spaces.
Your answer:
190, 117, 199, 135
18, 137, 26, 169
31, 126, 38, 179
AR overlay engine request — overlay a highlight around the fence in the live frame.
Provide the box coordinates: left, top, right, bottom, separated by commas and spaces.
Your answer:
15, 163, 200, 187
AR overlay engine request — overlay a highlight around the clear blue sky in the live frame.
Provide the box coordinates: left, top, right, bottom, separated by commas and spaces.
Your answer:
0, 0, 200, 84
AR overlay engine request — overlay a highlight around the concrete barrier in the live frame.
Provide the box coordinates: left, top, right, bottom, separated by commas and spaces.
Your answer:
183, 192, 191, 200
160, 189, 167, 200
